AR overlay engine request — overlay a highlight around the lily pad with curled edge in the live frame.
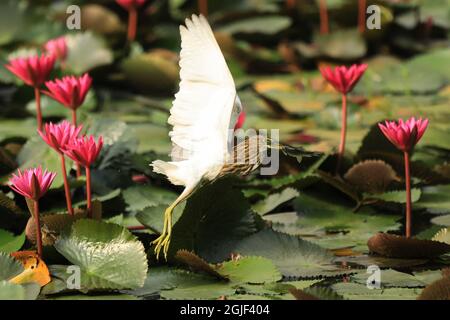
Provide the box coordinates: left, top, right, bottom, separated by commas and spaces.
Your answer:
351, 269, 428, 288
344, 160, 399, 194
433, 228, 450, 245
417, 269, 450, 300
332, 282, 422, 300
174, 250, 227, 281
0, 252, 23, 281
0, 229, 25, 253
233, 229, 350, 279
290, 287, 344, 300
334, 255, 428, 269
54, 219, 148, 291
367, 233, 450, 259
252, 188, 299, 216
431, 214, 450, 227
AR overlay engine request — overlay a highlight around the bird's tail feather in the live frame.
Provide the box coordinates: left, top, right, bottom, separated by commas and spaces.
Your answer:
151, 160, 185, 186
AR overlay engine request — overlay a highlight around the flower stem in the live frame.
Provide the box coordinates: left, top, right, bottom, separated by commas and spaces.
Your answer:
286, 0, 296, 10
33, 200, 43, 258
127, 225, 148, 231
60, 60, 67, 72
34, 88, 43, 131
404, 151, 412, 238
336, 93, 347, 174
71, 110, 82, 177
85, 166, 92, 218
319, 0, 329, 34
71, 109, 77, 126
198, 0, 208, 16
358, 0, 366, 33
127, 7, 138, 42
60, 154, 74, 215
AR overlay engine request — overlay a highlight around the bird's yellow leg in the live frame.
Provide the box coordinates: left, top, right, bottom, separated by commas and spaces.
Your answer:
152, 204, 175, 260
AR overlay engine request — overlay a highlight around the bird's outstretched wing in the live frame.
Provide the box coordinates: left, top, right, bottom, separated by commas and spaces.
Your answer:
152, 14, 238, 186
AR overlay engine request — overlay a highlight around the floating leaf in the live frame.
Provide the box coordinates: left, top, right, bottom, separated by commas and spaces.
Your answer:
418, 270, 450, 300
367, 233, 450, 259
432, 228, 450, 245
351, 269, 428, 288
416, 185, 450, 214
16, 136, 63, 189
290, 286, 343, 300
252, 188, 299, 215
218, 256, 282, 284
66, 32, 113, 74
80, 4, 124, 35
123, 185, 177, 213
365, 189, 421, 204
314, 29, 367, 60
0, 252, 23, 281
54, 219, 148, 291
168, 177, 257, 263
0, 0, 23, 46
344, 160, 399, 194
234, 229, 347, 278
431, 214, 450, 227
219, 16, 291, 35
121, 51, 179, 95
0, 281, 40, 300
283, 193, 401, 251
0, 229, 25, 253
175, 250, 227, 280
332, 282, 422, 300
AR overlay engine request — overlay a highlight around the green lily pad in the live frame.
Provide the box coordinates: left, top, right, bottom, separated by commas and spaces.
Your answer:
332, 282, 422, 300
218, 256, 282, 284
234, 229, 348, 279
66, 32, 113, 74
54, 219, 148, 291
169, 177, 257, 263
0, 229, 25, 253
252, 188, 299, 215
0, 252, 23, 281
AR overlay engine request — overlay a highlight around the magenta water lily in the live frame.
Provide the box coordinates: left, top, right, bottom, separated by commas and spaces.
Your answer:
379, 117, 429, 238
320, 64, 368, 173
9, 167, 56, 257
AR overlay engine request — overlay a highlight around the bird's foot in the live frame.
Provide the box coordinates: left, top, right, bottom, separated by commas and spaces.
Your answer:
152, 206, 173, 260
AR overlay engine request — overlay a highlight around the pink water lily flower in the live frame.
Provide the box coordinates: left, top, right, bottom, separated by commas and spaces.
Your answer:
44, 37, 68, 63
39, 121, 83, 154
9, 167, 56, 257
320, 63, 368, 173
116, 0, 147, 10
5, 54, 56, 88
64, 135, 103, 168
320, 64, 368, 94
5, 54, 56, 130
378, 116, 429, 238
44, 74, 92, 110
9, 167, 56, 201
38, 121, 82, 216
64, 135, 103, 217
43, 74, 92, 122
378, 117, 429, 152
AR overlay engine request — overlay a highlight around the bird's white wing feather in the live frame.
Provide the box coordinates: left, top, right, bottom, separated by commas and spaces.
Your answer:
152, 14, 237, 186
169, 14, 236, 159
